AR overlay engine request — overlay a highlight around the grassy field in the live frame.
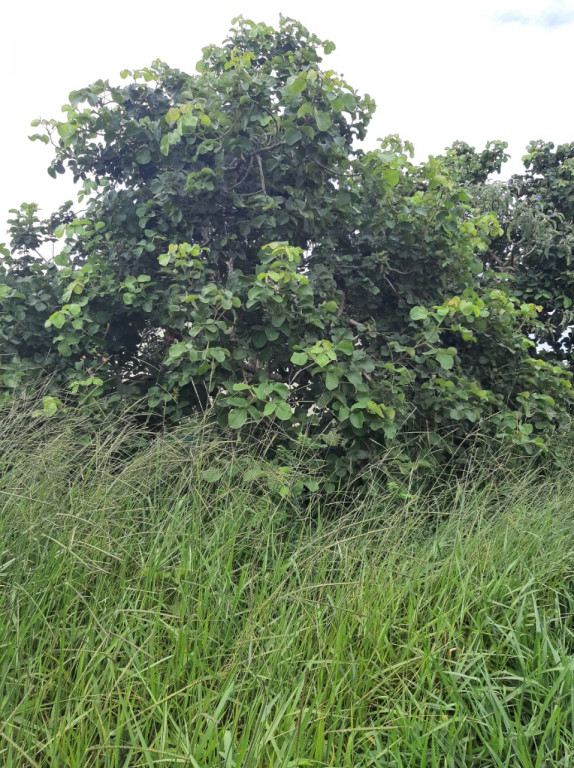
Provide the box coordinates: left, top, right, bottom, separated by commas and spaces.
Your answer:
0, 403, 573, 766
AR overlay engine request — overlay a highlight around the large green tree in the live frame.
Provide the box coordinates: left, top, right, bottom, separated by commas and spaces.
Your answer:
1, 17, 572, 475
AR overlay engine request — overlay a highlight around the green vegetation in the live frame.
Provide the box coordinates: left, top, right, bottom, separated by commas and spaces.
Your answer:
1, 400, 572, 766
1, 16, 574, 766
1, 16, 573, 478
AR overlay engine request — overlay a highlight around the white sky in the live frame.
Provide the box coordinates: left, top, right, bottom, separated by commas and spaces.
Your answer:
2, 0, 573, 245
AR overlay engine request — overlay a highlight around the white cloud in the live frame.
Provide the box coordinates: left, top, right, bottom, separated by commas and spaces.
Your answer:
494, 0, 574, 27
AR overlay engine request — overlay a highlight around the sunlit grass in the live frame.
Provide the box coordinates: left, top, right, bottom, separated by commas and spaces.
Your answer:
0, 400, 572, 766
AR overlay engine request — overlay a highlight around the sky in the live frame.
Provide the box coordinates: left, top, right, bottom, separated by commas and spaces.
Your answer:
2, 0, 573, 245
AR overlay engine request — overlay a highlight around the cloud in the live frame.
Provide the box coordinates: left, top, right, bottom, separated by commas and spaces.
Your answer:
495, 1, 574, 28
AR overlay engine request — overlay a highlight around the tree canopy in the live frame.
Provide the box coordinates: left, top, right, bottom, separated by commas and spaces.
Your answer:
1, 16, 573, 478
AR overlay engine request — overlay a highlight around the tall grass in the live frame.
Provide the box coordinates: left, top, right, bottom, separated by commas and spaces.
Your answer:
0, 401, 573, 766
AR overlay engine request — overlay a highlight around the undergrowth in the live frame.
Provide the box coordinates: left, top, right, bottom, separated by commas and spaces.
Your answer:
0, 398, 572, 766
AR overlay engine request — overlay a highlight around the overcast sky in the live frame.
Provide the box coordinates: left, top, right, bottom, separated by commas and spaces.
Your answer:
2, 0, 573, 245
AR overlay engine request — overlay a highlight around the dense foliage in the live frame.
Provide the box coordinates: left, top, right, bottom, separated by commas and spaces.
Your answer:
1, 16, 573, 476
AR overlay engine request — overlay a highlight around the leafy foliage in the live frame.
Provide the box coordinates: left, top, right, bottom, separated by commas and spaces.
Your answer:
1, 16, 572, 476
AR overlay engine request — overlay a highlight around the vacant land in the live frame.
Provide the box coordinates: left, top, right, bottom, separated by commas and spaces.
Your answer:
0, 405, 573, 767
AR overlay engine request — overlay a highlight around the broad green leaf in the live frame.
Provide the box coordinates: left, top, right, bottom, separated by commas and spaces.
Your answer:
201, 467, 223, 483
346, 372, 363, 389
136, 149, 151, 164
436, 353, 454, 370
382, 422, 397, 440
336, 190, 351, 206
341, 92, 356, 112
325, 372, 339, 390
336, 340, 354, 356
210, 348, 226, 363
275, 402, 292, 421
337, 406, 350, 421
284, 76, 306, 98
264, 326, 280, 341
409, 306, 428, 321
291, 351, 308, 366
49, 311, 65, 329
168, 343, 187, 359
285, 128, 303, 146
382, 168, 400, 188
228, 408, 248, 429
315, 110, 331, 132
226, 397, 249, 407
165, 107, 180, 123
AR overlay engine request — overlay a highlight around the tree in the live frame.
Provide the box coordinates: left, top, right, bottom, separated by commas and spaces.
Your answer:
1, 16, 572, 477
432, 140, 574, 367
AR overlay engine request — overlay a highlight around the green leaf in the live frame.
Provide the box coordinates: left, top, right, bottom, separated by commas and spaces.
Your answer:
341, 92, 356, 112
382, 422, 397, 440
350, 412, 364, 429
264, 326, 280, 341
346, 372, 363, 389
275, 402, 292, 421
168, 343, 187, 359
409, 306, 428, 321
336, 190, 351, 206
263, 401, 276, 416
160, 134, 171, 156
291, 351, 308, 365
336, 340, 354, 356
285, 128, 303, 146
382, 168, 400, 188
210, 348, 226, 363
228, 408, 248, 429
436, 353, 454, 370
337, 406, 350, 422
201, 467, 224, 483
315, 111, 331, 132
325, 372, 339, 390
284, 76, 306, 98
136, 149, 151, 164
49, 312, 65, 329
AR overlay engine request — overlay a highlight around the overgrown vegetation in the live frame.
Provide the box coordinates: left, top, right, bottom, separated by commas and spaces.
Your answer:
0, 400, 573, 766
1, 16, 574, 764
1, 16, 573, 478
